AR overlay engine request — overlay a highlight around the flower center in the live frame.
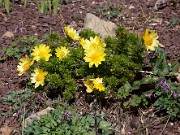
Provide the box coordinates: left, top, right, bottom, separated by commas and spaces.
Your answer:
39, 51, 46, 57
90, 53, 100, 61
145, 37, 153, 46
59, 51, 65, 57
36, 73, 43, 82
23, 62, 30, 70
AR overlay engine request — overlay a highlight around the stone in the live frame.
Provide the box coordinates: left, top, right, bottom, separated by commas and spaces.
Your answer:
1, 31, 14, 39
83, 13, 117, 39
0, 125, 12, 135
154, 0, 171, 10
23, 107, 54, 128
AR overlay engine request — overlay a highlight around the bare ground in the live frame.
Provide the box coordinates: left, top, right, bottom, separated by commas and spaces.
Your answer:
0, 0, 180, 134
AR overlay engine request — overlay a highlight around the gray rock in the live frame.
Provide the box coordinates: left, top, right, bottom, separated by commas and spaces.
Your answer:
84, 13, 117, 39
154, 0, 171, 10
23, 107, 54, 128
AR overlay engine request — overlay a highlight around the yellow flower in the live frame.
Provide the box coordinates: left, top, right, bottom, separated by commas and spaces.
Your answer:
80, 36, 106, 50
84, 48, 106, 68
31, 44, 52, 62
84, 78, 105, 93
30, 68, 48, 88
84, 79, 94, 93
17, 55, 33, 76
93, 78, 105, 92
143, 29, 159, 51
79, 38, 90, 49
89, 36, 106, 48
81, 36, 106, 68
64, 26, 80, 41
55, 46, 70, 60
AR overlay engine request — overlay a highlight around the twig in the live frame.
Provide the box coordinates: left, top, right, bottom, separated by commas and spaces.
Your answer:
58, 13, 66, 36
140, 113, 149, 135
160, 116, 170, 135
135, 115, 168, 134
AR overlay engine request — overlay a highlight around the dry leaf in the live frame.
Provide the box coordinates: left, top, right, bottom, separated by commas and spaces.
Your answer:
0, 125, 12, 135
159, 43, 165, 48
128, 5, 135, 9
121, 122, 126, 135
150, 18, 162, 24
1, 31, 14, 39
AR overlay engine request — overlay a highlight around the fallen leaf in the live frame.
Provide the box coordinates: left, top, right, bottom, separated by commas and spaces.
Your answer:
150, 18, 162, 24
149, 23, 158, 26
121, 122, 126, 135
128, 5, 135, 9
159, 43, 165, 48
0, 125, 12, 135
1, 31, 14, 39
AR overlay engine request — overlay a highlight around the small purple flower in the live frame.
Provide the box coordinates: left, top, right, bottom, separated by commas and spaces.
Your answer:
0, 52, 4, 56
37, 94, 45, 101
159, 80, 170, 92
159, 80, 180, 98
177, 92, 180, 97
61, 111, 73, 122
18, 44, 22, 49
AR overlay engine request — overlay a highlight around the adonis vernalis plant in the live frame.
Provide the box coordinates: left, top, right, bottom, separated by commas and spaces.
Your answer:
84, 47, 106, 68
64, 25, 80, 41
81, 36, 106, 68
143, 29, 159, 51
93, 78, 105, 92
17, 55, 33, 76
30, 68, 48, 88
17, 25, 148, 100
16, 25, 179, 120
55, 46, 70, 60
31, 44, 52, 61
84, 78, 105, 93
16, 25, 146, 99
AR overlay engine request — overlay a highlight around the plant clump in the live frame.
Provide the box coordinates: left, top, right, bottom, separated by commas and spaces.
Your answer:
16, 26, 180, 119
17, 25, 146, 100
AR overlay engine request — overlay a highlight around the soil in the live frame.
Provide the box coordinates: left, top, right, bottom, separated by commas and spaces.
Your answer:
0, 0, 180, 135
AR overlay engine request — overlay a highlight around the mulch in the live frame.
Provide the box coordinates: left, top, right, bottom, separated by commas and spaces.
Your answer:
0, 0, 179, 134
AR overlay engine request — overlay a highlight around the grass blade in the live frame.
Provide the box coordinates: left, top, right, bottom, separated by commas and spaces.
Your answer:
35, 0, 40, 11
0, 0, 3, 6
24, 0, 28, 8
48, 0, 51, 12
53, 0, 59, 15
4, 0, 10, 14
40, 0, 47, 14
